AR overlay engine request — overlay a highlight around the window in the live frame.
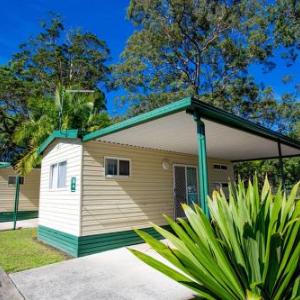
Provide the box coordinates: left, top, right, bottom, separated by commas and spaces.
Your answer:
213, 182, 229, 191
119, 160, 130, 176
105, 157, 130, 177
50, 161, 67, 189
8, 176, 24, 185
213, 164, 228, 170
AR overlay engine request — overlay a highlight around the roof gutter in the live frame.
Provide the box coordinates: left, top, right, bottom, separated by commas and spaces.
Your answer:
189, 98, 300, 150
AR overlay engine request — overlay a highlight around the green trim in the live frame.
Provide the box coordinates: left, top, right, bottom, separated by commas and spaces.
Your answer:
78, 226, 169, 256
38, 225, 79, 257
189, 98, 300, 150
82, 97, 192, 142
195, 117, 209, 217
13, 175, 20, 230
0, 162, 11, 169
82, 97, 299, 151
232, 153, 300, 163
37, 129, 79, 155
37, 97, 300, 156
0, 210, 38, 222
38, 225, 171, 257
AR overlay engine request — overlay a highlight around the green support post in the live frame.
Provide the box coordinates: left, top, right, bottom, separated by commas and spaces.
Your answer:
194, 114, 210, 217
13, 175, 20, 230
277, 142, 286, 191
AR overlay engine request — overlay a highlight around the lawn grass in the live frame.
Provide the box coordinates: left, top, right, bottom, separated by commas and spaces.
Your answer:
0, 228, 68, 273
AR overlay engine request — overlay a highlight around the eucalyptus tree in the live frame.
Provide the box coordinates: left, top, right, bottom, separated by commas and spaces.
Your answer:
112, 0, 275, 116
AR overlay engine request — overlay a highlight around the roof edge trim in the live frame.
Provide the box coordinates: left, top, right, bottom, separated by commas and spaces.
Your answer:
82, 97, 192, 142
0, 162, 11, 169
190, 98, 300, 150
37, 129, 79, 155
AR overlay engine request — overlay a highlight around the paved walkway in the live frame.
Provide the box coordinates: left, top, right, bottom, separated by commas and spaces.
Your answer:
0, 268, 23, 300
10, 243, 194, 300
0, 219, 38, 231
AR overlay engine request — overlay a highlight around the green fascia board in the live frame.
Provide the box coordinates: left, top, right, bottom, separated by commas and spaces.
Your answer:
82, 97, 192, 142
37, 225, 171, 257
37, 129, 79, 155
37, 97, 300, 153
0, 210, 38, 222
82, 96, 299, 151
232, 153, 300, 163
0, 162, 11, 169
189, 98, 300, 150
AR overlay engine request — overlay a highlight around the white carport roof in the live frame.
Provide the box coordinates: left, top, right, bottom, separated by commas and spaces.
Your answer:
82, 97, 300, 162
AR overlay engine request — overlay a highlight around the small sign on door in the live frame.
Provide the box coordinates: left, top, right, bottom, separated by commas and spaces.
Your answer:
71, 177, 76, 192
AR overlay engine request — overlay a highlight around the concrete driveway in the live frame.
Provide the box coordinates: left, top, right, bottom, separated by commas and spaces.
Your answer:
10, 243, 195, 300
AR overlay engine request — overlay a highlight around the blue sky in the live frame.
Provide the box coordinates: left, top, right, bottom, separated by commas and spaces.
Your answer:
0, 0, 298, 115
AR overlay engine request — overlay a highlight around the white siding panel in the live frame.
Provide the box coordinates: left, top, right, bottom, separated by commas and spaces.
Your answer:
0, 168, 40, 212
81, 141, 234, 236
39, 139, 82, 236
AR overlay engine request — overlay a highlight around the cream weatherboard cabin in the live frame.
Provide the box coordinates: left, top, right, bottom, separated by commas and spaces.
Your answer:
37, 98, 300, 257
0, 163, 40, 222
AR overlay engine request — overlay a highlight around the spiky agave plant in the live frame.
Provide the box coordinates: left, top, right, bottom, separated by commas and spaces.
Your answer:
130, 177, 300, 300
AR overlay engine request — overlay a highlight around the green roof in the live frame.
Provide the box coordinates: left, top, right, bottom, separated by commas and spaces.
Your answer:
83, 97, 192, 142
0, 162, 11, 169
82, 97, 300, 150
37, 129, 79, 155
189, 99, 300, 149
37, 97, 300, 155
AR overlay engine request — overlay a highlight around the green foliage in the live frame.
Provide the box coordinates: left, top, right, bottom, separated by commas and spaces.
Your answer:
112, 1, 269, 112
11, 14, 110, 94
0, 14, 110, 163
271, 0, 299, 49
234, 158, 300, 191
235, 117, 300, 189
0, 67, 35, 161
112, 0, 299, 133
130, 177, 300, 299
13, 87, 111, 175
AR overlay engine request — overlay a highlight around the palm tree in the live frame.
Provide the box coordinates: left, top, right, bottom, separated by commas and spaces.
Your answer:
13, 86, 111, 175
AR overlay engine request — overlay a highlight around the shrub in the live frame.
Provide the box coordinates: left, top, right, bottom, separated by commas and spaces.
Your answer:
130, 177, 300, 300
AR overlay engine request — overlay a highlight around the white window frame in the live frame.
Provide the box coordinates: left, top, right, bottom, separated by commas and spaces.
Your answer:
104, 156, 131, 178
8, 176, 25, 185
49, 160, 67, 190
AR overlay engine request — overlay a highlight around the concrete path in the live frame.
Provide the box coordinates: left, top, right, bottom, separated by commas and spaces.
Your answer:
0, 268, 23, 300
10, 243, 194, 300
0, 219, 38, 231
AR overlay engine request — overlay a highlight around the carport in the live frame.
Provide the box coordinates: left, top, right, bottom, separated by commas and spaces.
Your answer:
83, 97, 300, 216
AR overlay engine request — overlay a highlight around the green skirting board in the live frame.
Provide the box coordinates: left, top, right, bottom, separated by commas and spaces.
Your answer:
0, 211, 38, 222
38, 225, 171, 257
